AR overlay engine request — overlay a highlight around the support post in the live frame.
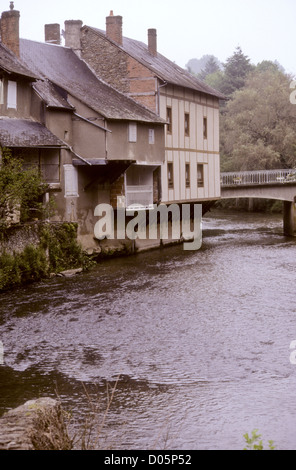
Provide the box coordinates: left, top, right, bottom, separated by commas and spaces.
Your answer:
283, 200, 296, 236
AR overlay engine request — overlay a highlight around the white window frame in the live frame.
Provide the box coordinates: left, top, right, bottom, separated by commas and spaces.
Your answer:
7, 80, 17, 109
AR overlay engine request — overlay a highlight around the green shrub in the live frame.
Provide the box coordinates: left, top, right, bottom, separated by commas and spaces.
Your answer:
0, 245, 48, 291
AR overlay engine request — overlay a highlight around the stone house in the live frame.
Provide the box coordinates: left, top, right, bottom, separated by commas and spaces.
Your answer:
76, 12, 225, 210
0, 5, 165, 251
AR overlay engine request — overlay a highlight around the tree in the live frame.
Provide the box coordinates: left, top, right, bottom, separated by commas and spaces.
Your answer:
198, 56, 221, 81
186, 55, 221, 77
220, 46, 254, 96
0, 148, 50, 229
220, 67, 296, 171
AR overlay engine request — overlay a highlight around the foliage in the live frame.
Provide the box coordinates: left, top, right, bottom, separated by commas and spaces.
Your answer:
40, 223, 94, 273
186, 54, 222, 76
0, 223, 94, 291
243, 429, 276, 450
0, 148, 50, 229
219, 46, 254, 96
198, 56, 221, 81
220, 66, 296, 171
0, 245, 48, 291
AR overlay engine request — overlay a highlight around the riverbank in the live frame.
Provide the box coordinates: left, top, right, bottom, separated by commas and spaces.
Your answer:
0, 217, 194, 292
0, 222, 93, 292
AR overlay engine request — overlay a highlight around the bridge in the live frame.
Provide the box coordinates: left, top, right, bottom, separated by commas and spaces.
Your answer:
220, 169, 296, 236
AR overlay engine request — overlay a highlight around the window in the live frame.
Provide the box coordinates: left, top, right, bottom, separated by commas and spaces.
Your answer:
166, 107, 172, 134
185, 163, 190, 188
185, 113, 190, 137
149, 128, 155, 144
197, 164, 204, 188
0, 79, 4, 105
203, 117, 208, 140
64, 164, 79, 197
129, 123, 137, 142
168, 162, 174, 189
7, 80, 17, 109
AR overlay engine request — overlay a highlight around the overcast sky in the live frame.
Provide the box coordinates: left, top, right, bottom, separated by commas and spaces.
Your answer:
7, 0, 296, 75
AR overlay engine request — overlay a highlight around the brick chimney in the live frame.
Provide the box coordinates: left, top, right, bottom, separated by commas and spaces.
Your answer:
106, 11, 123, 46
148, 29, 157, 57
0, 2, 20, 57
45, 24, 61, 45
64, 20, 83, 56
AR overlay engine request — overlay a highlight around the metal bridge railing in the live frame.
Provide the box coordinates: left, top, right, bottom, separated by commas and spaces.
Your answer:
221, 169, 296, 187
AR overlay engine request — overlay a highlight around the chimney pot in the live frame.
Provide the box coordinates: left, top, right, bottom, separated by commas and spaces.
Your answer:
148, 28, 157, 57
106, 12, 123, 46
0, 5, 20, 56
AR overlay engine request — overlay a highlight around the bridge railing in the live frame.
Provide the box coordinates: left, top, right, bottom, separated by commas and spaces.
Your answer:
221, 169, 296, 187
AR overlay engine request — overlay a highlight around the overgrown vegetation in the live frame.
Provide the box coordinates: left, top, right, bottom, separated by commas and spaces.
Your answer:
0, 223, 93, 291
0, 148, 52, 229
0, 224, 94, 292
40, 224, 93, 273
0, 149, 94, 292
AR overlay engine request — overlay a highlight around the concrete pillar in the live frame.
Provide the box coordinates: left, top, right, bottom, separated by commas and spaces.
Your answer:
283, 201, 296, 236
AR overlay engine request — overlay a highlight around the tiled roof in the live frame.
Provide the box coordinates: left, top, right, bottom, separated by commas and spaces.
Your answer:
0, 43, 37, 80
0, 117, 64, 147
87, 27, 226, 100
19, 39, 165, 123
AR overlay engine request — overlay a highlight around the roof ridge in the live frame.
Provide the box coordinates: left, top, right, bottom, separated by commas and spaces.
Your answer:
83, 24, 226, 100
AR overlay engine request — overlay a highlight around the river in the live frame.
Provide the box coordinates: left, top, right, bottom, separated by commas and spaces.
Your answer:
0, 209, 296, 450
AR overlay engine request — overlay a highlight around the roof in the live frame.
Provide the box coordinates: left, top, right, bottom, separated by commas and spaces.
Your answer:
19, 39, 165, 124
86, 27, 226, 100
0, 43, 38, 81
0, 117, 64, 147
33, 80, 74, 110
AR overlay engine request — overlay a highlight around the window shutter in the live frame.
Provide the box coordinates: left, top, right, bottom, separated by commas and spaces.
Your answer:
129, 123, 137, 142
64, 164, 79, 197
7, 81, 17, 109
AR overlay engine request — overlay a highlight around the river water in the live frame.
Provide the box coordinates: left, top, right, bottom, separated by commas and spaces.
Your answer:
1, 209, 296, 450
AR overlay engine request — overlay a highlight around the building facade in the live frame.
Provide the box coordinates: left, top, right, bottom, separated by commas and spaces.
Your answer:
0, 5, 165, 252
79, 13, 225, 208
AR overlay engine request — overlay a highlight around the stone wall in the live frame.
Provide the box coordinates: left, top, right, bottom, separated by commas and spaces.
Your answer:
0, 223, 41, 255
0, 398, 72, 450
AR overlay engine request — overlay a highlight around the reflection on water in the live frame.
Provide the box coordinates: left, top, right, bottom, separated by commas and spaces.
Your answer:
1, 210, 296, 450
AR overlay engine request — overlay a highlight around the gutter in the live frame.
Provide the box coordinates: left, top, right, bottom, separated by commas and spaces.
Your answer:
61, 140, 92, 166
73, 112, 112, 133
